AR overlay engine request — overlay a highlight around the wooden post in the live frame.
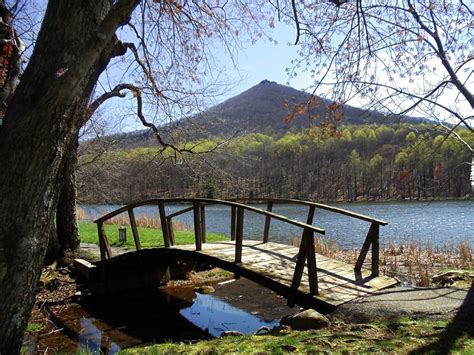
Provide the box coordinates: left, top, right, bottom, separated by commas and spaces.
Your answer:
128, 209, 141, 251
235, 206, 244, 263
290, 234, 308, 292
193, 201, 202, 251
301, 205, 315, 239
118, 226, 127, 244
305, 229, 318, 295
306, 206, 315, 224
158, 201, 170, 248
230, 206, 236, 241
289, 226, 320, 301
355, 222, 378, 273
200, 204, 206, 243
263, 201, 273, 243
167, 217, 176, 246
371, 224, 380, 277
97, 222, 112, 260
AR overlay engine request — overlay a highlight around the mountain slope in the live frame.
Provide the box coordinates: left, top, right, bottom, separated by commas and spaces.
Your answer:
184, 79, 403, 138
91, 80, 424, 148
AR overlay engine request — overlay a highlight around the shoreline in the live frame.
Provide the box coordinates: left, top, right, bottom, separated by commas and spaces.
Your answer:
77, 195, 473, 206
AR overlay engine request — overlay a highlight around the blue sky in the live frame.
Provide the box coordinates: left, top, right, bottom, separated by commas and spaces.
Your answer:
23, 2, 470, 132
216, 23, 306, 99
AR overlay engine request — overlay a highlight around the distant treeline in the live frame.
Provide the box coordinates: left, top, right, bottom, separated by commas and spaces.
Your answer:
77, 124, 473, 204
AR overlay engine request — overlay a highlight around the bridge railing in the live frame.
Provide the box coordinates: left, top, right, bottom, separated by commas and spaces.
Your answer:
229, 198, 387, 277
94, 197, 387, 295
94, 198, 325, 295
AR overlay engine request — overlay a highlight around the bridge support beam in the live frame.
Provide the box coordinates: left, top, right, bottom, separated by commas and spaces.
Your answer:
200, 204, 206, 243
230, 206, 236, 241
263, 201, 273, 243
355, 222, 379, 277
193, 201, 203, 251
158, 201, 171, 248
288, 228, 319, 306
235, 207, 244, 263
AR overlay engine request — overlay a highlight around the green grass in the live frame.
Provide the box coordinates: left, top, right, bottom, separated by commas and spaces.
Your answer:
79, 222, 227, 248
26, 322, 43, 333
119, 317, 474, 354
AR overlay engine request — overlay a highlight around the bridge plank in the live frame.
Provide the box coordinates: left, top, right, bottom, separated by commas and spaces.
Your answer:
172, 240, 398, 308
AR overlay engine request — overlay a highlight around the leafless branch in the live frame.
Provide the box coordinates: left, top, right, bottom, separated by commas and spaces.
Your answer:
291, 0, 300, 45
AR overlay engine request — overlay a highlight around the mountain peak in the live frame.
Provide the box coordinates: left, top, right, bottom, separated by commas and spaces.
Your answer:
258, 79, 275, 85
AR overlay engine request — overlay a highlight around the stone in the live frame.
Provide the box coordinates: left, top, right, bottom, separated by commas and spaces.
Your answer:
432, 270, 474, 287
280, 345, 297, 352
194, 285, 215, 294
281, 309, 330, 330
254, 326, 270, 335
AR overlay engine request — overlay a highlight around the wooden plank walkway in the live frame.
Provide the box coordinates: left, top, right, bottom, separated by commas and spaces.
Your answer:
173, 240, 398, 308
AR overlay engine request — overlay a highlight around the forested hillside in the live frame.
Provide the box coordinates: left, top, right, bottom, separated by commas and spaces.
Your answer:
78, 124, 473, 204
95, 80, 426, 150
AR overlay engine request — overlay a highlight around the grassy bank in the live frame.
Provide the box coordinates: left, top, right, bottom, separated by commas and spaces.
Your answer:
121, 317, 474, 354
79, 222, 227, 248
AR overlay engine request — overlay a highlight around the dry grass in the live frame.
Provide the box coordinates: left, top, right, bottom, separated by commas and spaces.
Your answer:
76, 206, 88, 221
75, 207, 191, 231
381, 240, 473, 286
291, 235, 473, 287
105, 214, 191, 231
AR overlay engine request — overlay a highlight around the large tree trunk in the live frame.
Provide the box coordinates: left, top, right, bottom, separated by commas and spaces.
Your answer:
0, 1, 138, 352
45, 139, 80, 264
56, 139, 80, 253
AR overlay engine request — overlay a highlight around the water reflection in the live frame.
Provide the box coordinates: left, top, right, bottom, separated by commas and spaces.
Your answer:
78, 317, 120, 354
181, 293, 279, 337
35, 279, 292, 353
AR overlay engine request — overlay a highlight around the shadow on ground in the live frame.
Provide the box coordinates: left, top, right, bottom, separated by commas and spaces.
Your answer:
410, 283, 474, 353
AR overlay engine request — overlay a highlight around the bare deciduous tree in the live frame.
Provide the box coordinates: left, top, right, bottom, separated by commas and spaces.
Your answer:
281, 0, 473, 191
0, 1, 271, 352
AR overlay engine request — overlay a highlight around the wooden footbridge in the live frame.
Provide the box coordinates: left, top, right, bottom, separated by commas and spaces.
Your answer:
87, 198, 398, 311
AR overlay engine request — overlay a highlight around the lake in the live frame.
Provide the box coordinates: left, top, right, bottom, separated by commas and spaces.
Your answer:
81, 200, 473, 250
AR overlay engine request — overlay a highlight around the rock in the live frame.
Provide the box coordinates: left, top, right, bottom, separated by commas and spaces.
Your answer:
281, 309, 330, 330
221, 330, 244, 337
432, 270, 474, 287
254, 326, 270, 335
194, 285, 215, 294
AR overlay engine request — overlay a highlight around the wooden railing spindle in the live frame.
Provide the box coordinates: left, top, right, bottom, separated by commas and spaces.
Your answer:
97, 222, 112, 260
193, 201, 202, 251
263, 201, 273, 243
200, 204, 206, 243
128, 209, 141, 251
371, 224, 380, 277
235, 206, 244, 263
166, 217, 176, 246
230, 206, 236, 241
302, 205, 315, 237
158, 201, 170, 248
305, 230, 318, 295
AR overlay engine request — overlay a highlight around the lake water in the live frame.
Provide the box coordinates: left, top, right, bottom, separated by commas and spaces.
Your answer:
81, 200, 473, 250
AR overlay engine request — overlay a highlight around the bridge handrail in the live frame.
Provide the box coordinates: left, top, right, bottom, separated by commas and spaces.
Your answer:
93, 198, 326, 235
229, 198, 387, 226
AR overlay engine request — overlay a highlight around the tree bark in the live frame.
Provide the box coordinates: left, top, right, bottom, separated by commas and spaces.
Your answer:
0, 1, 138, 352
56, 138, 80, 253
45, 137, 80, 265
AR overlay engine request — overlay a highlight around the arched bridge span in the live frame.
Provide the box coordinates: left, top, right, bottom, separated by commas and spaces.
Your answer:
89, 198, 397, 310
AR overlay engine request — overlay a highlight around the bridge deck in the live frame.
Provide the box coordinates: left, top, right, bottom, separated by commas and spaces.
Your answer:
173, 240, 398, 307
